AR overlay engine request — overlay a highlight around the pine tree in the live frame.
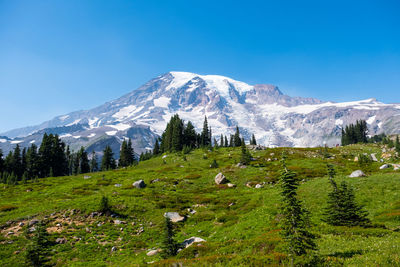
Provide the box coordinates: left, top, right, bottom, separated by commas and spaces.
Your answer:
78, 147, 90, 173
90, 151, 98, 172
160, 217, 178, 259
101, 146, 116, 171
323, 164, 370, 226
220, 134, 224, 147
119, 140, 129, 167
0, 149, 4, 177
25, 221, 50, 267
127, 139, 136, 165
229, 135, 233, 147
233, 126, 241, 147
395, 135, 400, 154
183, 121, 197, 148
200, 116, 210, 147
153, 139, 160, 155
12, 144, 22, 179
224, 136, 229, 147
279, 153, 317, 264
240, 140, 252, 165
250, 134, 257, 145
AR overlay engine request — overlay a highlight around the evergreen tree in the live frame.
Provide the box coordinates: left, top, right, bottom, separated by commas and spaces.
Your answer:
127, 139, 136, 165
160, 217, 178, 259
323, 164, 370, 226
233, 126, 241, 147
395, 135, 400, 154
12, 144, 22, 179
220, 134, 224, 147
229, 135, 233, 147
153, 139, 160, 155
341, 120, 368, 145
90, 151, 98, 172
26, 144, 39, 179
224, 136, 229, 147
101, 146, 116, 171
250, 134, 257, 145
0, 149, 4, 176
183, 121, 197, 148
78, 147, 90, 173
279, 153, 317, 264
119, 140, 129, 167
25, 221, 50, 267
200, 116, 210, 147
213, 137, 218, 148
240, 139, 252, 165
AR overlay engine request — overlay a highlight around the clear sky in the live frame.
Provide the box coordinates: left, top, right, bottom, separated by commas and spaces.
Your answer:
0, 0, 399, 133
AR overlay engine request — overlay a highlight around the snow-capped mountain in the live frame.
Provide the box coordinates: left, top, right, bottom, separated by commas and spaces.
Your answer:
1, 71, 400, 155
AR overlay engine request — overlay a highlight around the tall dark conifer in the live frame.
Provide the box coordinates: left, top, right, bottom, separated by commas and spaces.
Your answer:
101, 145, 116, 171
233, 126, 241, 147
200, 116, 210, 147
90, 151, 98, 172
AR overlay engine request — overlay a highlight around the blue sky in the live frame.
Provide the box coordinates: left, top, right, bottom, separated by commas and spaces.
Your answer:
0, 0, 399, 133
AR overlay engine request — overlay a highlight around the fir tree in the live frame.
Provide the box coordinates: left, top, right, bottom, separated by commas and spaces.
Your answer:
101, 146, 116, 171
233, 126, 241, 147
240, 139, 252, 165
395, 135, 400, 154
229, 135, 233, 147
99, 196, 111, 214
90, 151, 98, 172
160, 217, 178, 259
25, 221, 50, 267
279, 153, 317, 264
224, 135, 229, 147
153, 139, 160, 155
323, 164, 370, 226
183, 121, 197, 148
200, 116, 210, 147
250, 134, 257, 145
12, 144, 22, 179
119, 140, 129, 167
220, 134, 224, 147
0, 149, 4, 177
78, 147, 90, 173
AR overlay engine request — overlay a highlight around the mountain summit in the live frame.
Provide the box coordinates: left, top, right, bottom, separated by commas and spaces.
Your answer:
1, 71, 400, 154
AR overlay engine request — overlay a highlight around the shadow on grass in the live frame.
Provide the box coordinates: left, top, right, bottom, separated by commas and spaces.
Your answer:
327, 249, 363, 258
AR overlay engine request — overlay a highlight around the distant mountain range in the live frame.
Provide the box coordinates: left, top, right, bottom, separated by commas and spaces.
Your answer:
1, 71, 400, 156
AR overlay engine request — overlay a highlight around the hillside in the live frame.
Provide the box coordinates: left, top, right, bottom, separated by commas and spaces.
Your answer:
1, 144, 400, 266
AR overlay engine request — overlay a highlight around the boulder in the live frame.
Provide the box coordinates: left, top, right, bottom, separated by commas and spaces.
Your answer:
215, 173, 228, 185
28, 219, 39, 227
370, 154, 378, 162
146, 249, 161, 256
55, 237, 67, 244
255, 184, 264, 189
164, 212, 185, 223
349, 170, 366, 178
227, 183, 236, 188
133, 180, 146, 189
181, 237, 206, 249
380, 164, 391, 170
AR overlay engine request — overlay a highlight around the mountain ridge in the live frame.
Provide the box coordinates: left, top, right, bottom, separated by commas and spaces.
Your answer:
1, 71, 400, 155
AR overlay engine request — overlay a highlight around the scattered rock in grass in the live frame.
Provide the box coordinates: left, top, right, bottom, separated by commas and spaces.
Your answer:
83, 176, 91, 179
164, 212, 185, 223
13, 250, 20, 255
349, 170, 366, 178
6, 231, 14, 236
147, 249, 161, 256
18, 222, 24, 227
55, 237, 67, 244
370, 153, 378, 162
227, 183, 236, 188
380, 164, 391, 170
245, 182, 253, 188
137, 227, 144, 235
181, 237, 206, 249
255, 183, 264, 189
85, 227, 91, 233
162, 155, 167, 159
133, 180, 146, 189
111, 246, 117, 252
28, 219, 39, 227
393, 164, 400, 170
215, 173, 228, 185
26, 189, 32, 192
114, 184, 122, 187
187, 208, 196, 214
151, 179, 160, 183
228, 202, 235, 207
354, 156, 359, 162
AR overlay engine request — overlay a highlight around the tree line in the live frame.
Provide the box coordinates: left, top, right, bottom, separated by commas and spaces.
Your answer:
0, 134, 137, 185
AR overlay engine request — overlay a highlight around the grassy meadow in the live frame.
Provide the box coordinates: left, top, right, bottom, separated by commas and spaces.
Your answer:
1, 144, 400, 266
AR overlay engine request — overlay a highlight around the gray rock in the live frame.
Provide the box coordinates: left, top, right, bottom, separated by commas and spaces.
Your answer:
255, 184, 264, 189
349, 170, 366, 178
370, 153, 378, 162
18, 222, 24, 227
28, 219, 39, 227
146, 249, 161, 256
114, 183, 122, 187
133, 180, 146, 189
380, 164, 391, 170
227, 183, 236, 188
181, 237, 206, 249
55, 237, 67, 244
111, 246, 117, 252
215, 173, 228, 185
164, 212, 185, 223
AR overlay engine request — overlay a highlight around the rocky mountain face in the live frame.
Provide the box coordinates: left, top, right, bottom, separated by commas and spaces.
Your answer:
1, 71, 400, 155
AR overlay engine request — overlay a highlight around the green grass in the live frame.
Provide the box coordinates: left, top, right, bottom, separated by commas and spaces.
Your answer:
1, 145, 400, 266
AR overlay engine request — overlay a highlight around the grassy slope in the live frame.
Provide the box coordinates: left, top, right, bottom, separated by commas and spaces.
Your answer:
1, 144, 400, 266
